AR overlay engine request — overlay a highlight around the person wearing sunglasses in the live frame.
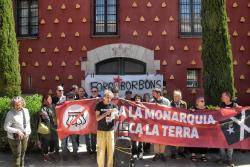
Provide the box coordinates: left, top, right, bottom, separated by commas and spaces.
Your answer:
51, 85, 66, 154
52, 85, 66, 106
90, 87, 101, 99
189, 96, 208, 162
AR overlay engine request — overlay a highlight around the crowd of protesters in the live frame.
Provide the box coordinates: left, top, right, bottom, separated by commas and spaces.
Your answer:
4, 84, 243, 167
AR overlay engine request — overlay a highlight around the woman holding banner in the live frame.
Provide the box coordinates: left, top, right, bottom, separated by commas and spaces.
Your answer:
189, 96, 208, 162
96, 90, 119, 167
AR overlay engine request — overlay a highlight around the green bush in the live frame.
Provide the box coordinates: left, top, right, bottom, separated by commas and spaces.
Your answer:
0, 94, 42, 152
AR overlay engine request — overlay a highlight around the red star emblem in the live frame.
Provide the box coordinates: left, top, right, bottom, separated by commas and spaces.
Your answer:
113, 76, 123, 86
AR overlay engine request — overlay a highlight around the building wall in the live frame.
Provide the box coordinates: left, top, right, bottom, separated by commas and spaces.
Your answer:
17, 0, 250, 105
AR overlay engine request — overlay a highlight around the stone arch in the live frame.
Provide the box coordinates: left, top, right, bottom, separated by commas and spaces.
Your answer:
81, 43, 160, 76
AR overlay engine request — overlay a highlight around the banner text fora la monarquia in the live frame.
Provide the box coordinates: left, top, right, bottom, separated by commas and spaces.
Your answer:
116, 104, 217, 139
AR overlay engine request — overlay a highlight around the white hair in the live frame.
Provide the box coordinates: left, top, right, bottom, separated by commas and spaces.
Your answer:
10, 96, 26, 108
104, 89, 114, 98
173, 90, 182, 97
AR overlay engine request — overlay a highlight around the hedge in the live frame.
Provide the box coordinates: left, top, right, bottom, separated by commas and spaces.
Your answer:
0, 94, 42, 152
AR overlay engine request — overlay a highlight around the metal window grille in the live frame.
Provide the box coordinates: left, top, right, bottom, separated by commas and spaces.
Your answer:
94, 0, 118, 35
17, 0, 38, 37
187, 69, 200, 88
180, 0, 201, 36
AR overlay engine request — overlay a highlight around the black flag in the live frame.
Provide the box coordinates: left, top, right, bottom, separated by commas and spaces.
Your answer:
220, 109, 250, 145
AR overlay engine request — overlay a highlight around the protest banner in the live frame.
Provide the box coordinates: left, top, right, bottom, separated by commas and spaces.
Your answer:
56, 99, 250, 149
84, 74, 163, 96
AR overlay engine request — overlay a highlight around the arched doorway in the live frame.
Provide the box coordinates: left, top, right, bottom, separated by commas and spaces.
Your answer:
81, 43, 161, 86
96, 57, 146, 75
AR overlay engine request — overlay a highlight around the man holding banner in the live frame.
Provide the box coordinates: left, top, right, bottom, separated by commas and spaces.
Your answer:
95, 90, 119, 167
151, 88, 171, 162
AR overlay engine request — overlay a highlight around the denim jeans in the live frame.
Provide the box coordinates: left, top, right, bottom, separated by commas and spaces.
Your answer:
61, 135, 78, 155
220, 148, 233, 161
85, 133, 96, 152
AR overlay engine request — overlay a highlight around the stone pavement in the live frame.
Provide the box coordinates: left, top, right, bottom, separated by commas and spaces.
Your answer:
1, 150, 250, 167
0, 136, 249, 167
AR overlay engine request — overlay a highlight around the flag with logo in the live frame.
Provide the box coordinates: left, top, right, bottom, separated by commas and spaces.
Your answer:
220, 108, 250, 145
56, 99, 98, 139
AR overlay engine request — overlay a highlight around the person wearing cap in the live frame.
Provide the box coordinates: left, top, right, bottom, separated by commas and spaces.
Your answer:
151, 88, 170, 162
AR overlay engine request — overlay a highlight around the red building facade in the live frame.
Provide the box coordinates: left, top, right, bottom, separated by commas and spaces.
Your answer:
15, 0, 250, 105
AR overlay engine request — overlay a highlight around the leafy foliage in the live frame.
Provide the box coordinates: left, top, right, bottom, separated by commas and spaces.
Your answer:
201, 0, 235, 105
0, 95, 42, 152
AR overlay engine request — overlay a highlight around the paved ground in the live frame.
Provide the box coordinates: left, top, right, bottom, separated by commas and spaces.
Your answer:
0, 136, 249, 167
1, 151, 250, 167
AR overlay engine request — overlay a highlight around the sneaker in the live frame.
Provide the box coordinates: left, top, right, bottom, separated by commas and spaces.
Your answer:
201, 155, 208, 162
43, 154, 53, 162
160, 154, 166, 162
138, 153, 143, 160
132, 154, 138, 160
191, 153, 198, 162
152, 154, 160, 161
226, 160, 235, 167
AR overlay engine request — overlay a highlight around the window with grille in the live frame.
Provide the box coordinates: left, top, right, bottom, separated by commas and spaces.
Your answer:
96, 58, 146, 75
94, 0, 118, 35
180, 0, 202, 36
187, 69, 200, 88
17, 0, 38, 37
